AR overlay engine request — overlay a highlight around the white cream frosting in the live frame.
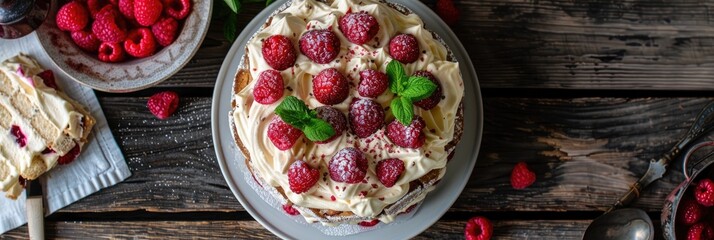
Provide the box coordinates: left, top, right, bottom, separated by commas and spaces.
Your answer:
232, 0, 464, 223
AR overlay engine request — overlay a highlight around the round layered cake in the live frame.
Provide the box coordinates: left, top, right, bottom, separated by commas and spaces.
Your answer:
230, 0, 464, 226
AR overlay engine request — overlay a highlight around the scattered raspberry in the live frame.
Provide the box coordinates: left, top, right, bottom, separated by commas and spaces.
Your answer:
288, 160, 320, 194
57, 144, 81, 165
87, 0, 111, 17
56, 1, 90, 32
282, 204, 300, 215
689, 223, 714, 240
267, 117, 303, 150
253, 70, 284, 105
679, 198, 705, 226
299, 29, 341, 64
151, 17, 179, 47
312, 68, 349, 105
510, 162, 536, 189
376, 158, 405, 187
118, 0, 135, 20
315, 106, 347, 144
389, 34, 420, 64
124, 28, 157, 58
10, 125, 26, 148
358, 219, 380, 227
98, 42, 125, 62
338, 11, 379, 45
92, 6, 128, 43
163, 0, 191, 20
41, 148, 56, 154
465, 216, 493, 240
71, 30, 101, 53
349, 98, 385, 138
147, 91, 179, 119
386, 117, 426, 149
412, 71, 443, 110
436, 0, 460, 26
696, 179, 714, 207
358, 69, 388, 98
134, 0, 163, 26
37, 70, 58, 90
329, 148, 367, 183
262, 35, 297, 71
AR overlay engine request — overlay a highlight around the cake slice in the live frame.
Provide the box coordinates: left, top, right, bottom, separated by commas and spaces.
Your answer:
0, 54, 95, 199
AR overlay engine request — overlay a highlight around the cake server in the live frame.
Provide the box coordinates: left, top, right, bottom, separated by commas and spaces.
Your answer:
25, 179, 45, 240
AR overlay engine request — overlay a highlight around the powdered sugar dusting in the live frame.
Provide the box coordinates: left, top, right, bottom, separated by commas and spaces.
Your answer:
328, 147, 367, 183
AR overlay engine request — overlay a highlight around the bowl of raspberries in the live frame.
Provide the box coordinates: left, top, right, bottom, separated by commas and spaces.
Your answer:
36, 0, 211, 92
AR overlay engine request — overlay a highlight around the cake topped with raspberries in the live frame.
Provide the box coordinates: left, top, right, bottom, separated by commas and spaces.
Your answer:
230, 0, 464, 226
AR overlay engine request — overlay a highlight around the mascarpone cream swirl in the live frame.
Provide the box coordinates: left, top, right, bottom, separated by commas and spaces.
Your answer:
232, 0, 464, 223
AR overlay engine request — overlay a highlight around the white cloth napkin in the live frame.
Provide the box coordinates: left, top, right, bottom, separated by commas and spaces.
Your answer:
0, 34, 132, 234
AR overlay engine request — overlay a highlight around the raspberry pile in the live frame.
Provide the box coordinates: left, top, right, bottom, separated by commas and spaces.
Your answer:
676, 177, 714, 240
56, 0, 191, 62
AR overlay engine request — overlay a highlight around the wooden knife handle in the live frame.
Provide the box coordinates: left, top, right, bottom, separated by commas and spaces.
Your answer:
26, 196, 45, 240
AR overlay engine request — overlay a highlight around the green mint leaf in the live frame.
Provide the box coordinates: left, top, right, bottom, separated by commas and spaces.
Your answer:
391, 97, 414, 125
223, 0, 240, 13
266, 0, 275, 6
275, 96, 311, 128
223, 13, 238, 42
386, 60, 405, 94
401, 76, 437, 101
303, 118, 336, 142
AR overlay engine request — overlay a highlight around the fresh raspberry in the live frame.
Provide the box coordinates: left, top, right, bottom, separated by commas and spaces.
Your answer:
118, 0, 135, 20
262, 35, 297, 71
358, 219, 380, 227
57, 144, 81, 165
689, 223, 714, 240
679, 198, 705, 226
412, 71, 443, 110
71, 30, 101, 53
386, 117, 426, 149
123, 28, 157, 58
56, 1, 90, 32
147, 91, 179, 119
87, 0, 110, 17
312, 68, 349, 105
288, 160, 320, 194
98, 42, 125, 62
10, 125, 26, 148
162, 0, 191, 20
299, 29, 341, 64
41, 148, 55, 154
376, 158, 405, 187
389, 34, 420, 64
358, 69, 388, 98
338, 11, 379, 45
267, 117, 303, 150
696, 179, 714, 207
37, 70, 58, 90
510, 162, 536, 189
282, 204, 300, 216
465, 216, 493, 240
329, 147, 367, 183
151, 17, 179, 47
92, 6, 128, 43
315, 106, 347, 144
134, 0, 163, 26
349, 98, 385, 138
436, 0, 460, 26
253, 70, 284, 105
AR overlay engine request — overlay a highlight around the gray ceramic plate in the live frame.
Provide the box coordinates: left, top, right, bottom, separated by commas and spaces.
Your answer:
212, 0, 483, 239
36, 0, 212, 93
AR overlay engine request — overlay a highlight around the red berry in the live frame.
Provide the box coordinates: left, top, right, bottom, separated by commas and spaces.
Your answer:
312, 68, 349, 105
71, 30, 101, 53
358, 69, 388, 98
315, 106, 347, 144
696, 179, 714, 207
56, 1, 90, 32
412, 71, 443, 110
87, 0, 110, 17
689, 223, 714, 240
299, 29, 340, 64
10, 125, 26, 148
134, 0, 163, 26
151, 17, 179, 47
328, 148, 367, 184
162, 0, 191, 20
376, 158, 405, 187
679, 198, 705, 226
510, 162, 536, 189
147, 91, 179, 119
253, 70, 284, 105
37, 70, 58, 90
124, 28, 157, 58
358, 219, 380, 227
282, 204, 300, 216
98, 42, 125, 62
464, 216, 493, 240
288, 160, 320, 194
389, 34, 420, 64
436, 0, 460, 26
262, 35, 297, 71
338, 11, 379, 45
92, 6, 128, 43
118, 0, 135, 20
57, 144, 81, 165
18, 176, 26, 188
349, 98, 385, 138
267, 117, 303, 150
386, 116, 426, 149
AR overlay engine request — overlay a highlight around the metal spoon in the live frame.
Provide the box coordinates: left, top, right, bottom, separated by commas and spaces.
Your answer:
0, 0, 51, 39
583, 101, 714, 240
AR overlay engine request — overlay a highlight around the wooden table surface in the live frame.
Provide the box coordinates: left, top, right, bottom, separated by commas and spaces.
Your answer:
5, 0, 714, 239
